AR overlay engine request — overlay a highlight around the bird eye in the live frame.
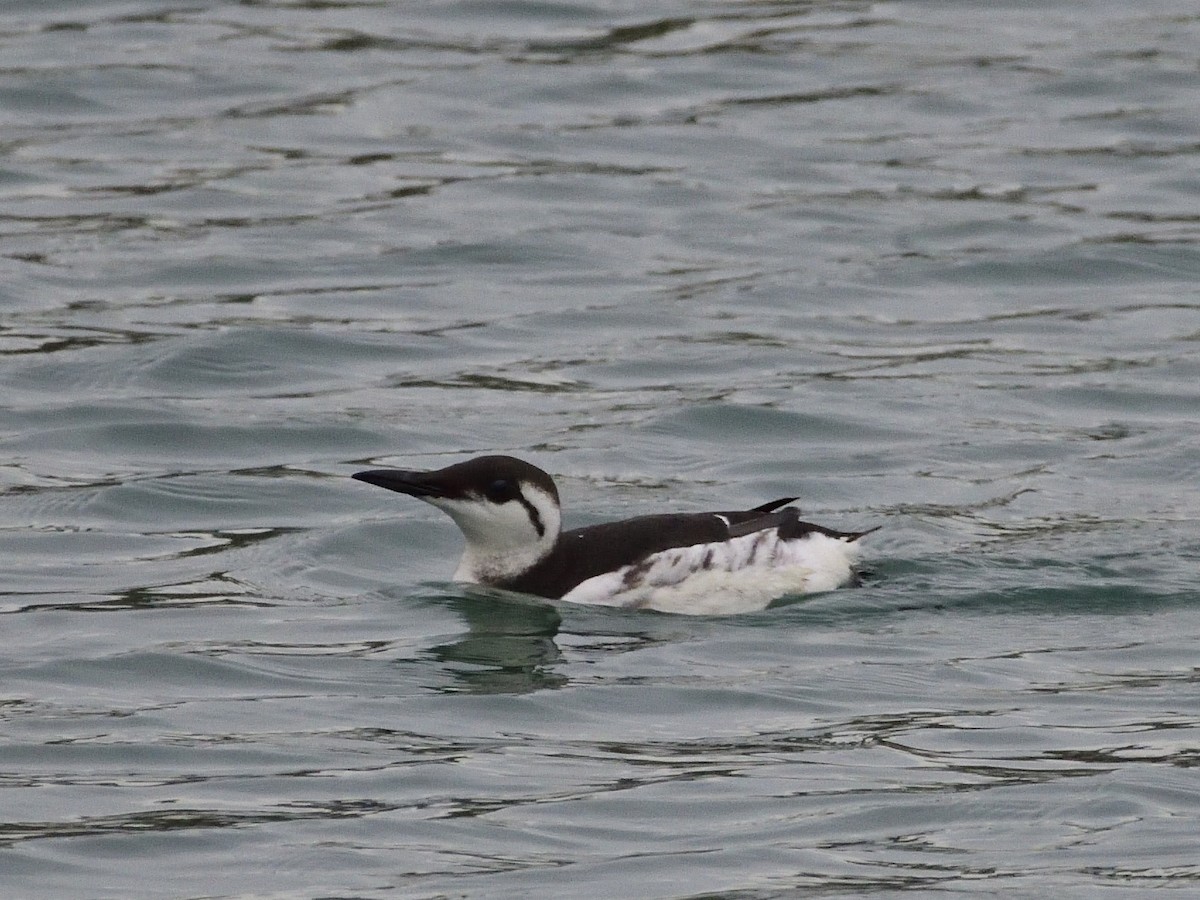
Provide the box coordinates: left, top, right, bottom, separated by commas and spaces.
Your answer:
485, 479, 514, 502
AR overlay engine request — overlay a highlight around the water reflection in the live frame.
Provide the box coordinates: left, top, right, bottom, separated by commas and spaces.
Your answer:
426, 587, 566, 694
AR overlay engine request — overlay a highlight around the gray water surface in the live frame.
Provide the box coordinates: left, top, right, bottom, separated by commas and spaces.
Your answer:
2, 1, 1199, 897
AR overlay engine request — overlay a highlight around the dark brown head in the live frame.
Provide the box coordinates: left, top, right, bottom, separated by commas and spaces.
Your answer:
352, 455, 562, 584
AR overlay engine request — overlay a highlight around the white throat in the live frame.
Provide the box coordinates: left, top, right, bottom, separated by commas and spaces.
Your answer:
427, 485, 561, 585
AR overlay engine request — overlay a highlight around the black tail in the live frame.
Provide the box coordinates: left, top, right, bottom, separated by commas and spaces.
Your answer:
777, 513, 880, 542
751, 497, 798, 513
844, 525, 882, 542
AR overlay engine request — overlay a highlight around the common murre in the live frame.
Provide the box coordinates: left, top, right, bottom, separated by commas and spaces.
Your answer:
352, 455, 877, 615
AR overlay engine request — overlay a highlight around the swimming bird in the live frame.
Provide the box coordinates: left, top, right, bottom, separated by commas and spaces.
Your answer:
352, 455, 877, 615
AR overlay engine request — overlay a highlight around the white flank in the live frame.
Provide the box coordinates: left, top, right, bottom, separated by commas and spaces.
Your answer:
560, 529, 863, 615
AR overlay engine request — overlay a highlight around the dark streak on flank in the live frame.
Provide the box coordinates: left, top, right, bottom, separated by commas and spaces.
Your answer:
622, 559, 652, 588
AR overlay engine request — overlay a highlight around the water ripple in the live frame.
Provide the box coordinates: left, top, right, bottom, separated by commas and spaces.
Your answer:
3, 0, 1200, 895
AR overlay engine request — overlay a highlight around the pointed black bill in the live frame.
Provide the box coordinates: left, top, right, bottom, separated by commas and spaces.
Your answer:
352, 468, 448, 499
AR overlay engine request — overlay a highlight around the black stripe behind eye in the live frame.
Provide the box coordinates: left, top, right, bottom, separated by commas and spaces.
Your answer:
518, 496, 545, 538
